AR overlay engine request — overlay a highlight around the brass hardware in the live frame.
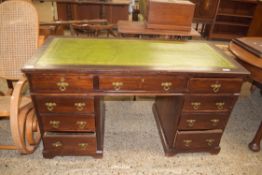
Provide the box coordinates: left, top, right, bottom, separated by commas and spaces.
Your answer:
78, 143, 88, 150
56, 77, 69, 92
210, 83, 221, 93
52, 141, 62, 148
161, 82, 172, 91
112, 82, 123, 91
216, 102, 225, 110
210, 119, 220, 126
191, 102, 201, 110
76, 121, 87, 129
206, 139, 215, 147
45, 102, 56, 111
186, 119, 196, 127
74, 102, 86, 111
49, 120, 60, 128
183, 140, 192, 147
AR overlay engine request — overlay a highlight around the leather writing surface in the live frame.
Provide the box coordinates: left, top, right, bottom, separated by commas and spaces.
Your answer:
37, 38, 235, 69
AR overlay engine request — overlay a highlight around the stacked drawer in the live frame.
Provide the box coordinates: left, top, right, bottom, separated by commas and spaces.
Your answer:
174, 78, 242, 153
30, 74, 98, 158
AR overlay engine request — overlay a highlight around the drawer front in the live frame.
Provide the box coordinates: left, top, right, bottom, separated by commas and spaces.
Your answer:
30, 74, 93, 93
34, 96, 94, 114
188, 78, 242, 94
174, 130, 222, 150
99, 75, 187, 92
41, 115, 95, 132
43, 133, 97, 155
183, 95, 237, 113
178, 114, 228, 130
141, 76, 187, 92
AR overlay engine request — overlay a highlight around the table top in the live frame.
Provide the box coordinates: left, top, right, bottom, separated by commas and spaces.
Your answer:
23, 37, 248, 75
117, 21, 200, 37
229, 41, 262, 69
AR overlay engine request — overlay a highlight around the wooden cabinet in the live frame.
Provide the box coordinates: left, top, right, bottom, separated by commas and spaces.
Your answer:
209, 0, 258, 40
56, 1, 130, 24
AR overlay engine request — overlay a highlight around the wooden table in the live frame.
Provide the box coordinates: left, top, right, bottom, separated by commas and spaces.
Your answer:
229, 38, 262, 152
23, 37, 248, 158
117, 20, 200, 39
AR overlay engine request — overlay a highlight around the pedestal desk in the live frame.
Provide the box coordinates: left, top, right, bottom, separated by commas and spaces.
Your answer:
22, 37, 249, 158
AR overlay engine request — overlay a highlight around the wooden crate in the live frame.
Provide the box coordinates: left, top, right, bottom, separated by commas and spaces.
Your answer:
145, 0, 195, 31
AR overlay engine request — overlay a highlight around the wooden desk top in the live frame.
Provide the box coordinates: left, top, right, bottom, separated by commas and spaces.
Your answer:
23, 37, 248, 75
117, 21, 200, 37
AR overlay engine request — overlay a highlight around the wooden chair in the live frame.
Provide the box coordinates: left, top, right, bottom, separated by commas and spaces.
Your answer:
0, 0, 41, 154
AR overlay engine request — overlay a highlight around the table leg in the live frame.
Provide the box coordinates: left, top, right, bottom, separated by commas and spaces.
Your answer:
249, 121, 262, 152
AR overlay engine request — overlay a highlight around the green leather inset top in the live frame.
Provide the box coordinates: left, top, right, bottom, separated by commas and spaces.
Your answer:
37, 38, 235, 69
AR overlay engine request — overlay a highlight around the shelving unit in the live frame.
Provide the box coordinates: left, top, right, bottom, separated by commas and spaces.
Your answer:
209, 0, 258, 40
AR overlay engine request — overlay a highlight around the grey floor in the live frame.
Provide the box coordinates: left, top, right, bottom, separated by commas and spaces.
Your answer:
0, 88, 262, 175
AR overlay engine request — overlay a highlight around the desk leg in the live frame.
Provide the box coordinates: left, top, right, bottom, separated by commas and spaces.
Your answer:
249, 121, 262, 152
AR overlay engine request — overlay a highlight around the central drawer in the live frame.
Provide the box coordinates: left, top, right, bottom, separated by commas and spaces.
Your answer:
34, 96, 94, 114
99, 75, 187, 92
41, 114, 96, 132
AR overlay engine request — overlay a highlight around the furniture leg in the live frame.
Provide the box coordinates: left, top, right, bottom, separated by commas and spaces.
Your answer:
249, 121, 262, 152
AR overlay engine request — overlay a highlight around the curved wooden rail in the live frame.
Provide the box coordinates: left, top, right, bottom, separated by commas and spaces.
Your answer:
10, 77, 41, 154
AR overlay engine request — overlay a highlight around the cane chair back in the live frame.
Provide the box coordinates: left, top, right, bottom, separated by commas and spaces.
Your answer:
0, 0, 40, 154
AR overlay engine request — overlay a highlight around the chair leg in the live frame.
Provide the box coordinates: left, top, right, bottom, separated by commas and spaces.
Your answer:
249, 121, 262, 152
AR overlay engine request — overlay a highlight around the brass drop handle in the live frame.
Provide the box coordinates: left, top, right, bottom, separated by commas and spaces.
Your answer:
78, 143, 88, 150
52, 141, 63, 148
74, 102, 86, 111
112, 82, 123, 91
216, 102, 225, 110
191, 102, 201, 110
206, 139, 215, 147
210, 119, 220, 126
49, 120, 60, 128
183, 140, 192, 147
161, 82, 172, 91
76, 121, 87, 129
186, 119, 196, 127
210, 83, 221, 93
45, 102, 56, 111
56, 77, 69, 92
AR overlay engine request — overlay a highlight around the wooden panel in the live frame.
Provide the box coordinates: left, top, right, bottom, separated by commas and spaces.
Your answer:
188, 78, 242, 93
43, 133, 97, 156
248, 2, 262, 36
146, 0, 195, 31
41, 114, 95, 132
183, 95, 237, 113
174, 130, 222, 149
30, 74, 93, 93
178, 113, 228, 130
34, 96, 94, 114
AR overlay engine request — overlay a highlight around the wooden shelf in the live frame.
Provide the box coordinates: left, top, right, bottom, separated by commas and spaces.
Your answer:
208, 0, 258, 40
209, 33, 244, 40
215, 21, 250, 27
217, 13, 253, 19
